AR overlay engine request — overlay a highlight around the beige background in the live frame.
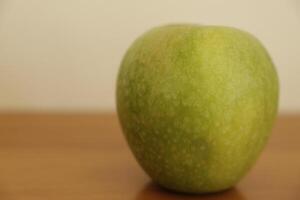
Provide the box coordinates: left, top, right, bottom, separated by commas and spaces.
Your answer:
0, 0, 299, 113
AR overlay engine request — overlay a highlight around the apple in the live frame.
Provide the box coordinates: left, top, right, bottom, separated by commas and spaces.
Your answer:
116, 24, 279, 193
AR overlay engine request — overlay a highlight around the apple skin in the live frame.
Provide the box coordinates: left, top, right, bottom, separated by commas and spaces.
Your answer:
116, 24, 279, 193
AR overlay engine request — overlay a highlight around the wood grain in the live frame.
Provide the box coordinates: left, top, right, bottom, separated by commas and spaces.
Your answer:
0, 113, 299, 199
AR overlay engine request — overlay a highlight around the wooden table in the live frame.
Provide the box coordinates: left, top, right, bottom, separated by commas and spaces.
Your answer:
0, 114, 299, 200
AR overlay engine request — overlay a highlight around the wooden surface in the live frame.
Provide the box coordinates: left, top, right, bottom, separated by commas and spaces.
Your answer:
0, 114, 299, 200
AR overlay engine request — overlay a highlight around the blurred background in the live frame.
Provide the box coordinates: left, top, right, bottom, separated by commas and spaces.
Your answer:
0, 0, 299, 113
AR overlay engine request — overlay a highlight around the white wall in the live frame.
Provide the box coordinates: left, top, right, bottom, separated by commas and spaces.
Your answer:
0, 0, 299, 113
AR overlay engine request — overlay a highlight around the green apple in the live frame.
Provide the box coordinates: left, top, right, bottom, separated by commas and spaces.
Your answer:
116, 24, 279, 193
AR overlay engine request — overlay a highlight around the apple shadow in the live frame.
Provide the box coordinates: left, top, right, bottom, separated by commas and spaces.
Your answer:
135, 182, 247, 200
